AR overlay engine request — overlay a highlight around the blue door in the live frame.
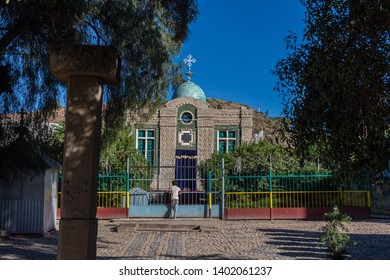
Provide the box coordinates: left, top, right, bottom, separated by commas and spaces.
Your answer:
175, 149, 197, 191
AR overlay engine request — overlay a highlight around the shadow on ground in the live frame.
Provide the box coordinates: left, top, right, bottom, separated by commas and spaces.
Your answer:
0, 237, 57, 260
347, 233, 390, 260
258, 228, 327, 260
259, 224, 390, 260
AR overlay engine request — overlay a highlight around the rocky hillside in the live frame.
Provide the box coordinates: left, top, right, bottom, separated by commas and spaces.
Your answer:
206, 98, 287, 145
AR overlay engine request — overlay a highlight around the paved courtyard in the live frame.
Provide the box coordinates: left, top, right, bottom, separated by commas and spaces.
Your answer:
1, 218, 389, 260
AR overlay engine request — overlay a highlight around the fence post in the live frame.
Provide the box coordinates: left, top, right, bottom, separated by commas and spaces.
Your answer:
221, 158, 225, 220
126, 158, 130, 218
365, 170, 371, 208
208, 170, 212, 218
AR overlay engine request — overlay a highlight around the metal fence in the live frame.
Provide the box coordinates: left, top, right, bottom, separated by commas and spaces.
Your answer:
57, 160, 222, 210
57, 176, 130, 209
225, 172, 371, 209
57, 168, 371, 211
225, 191, 370, 208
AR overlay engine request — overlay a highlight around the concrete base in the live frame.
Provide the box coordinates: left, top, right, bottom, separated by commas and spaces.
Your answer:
224, 207, 371, 220
57, 208, 128, 220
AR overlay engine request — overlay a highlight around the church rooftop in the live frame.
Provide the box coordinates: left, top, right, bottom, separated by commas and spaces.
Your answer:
172, 81, 206, 102
171, 54, 206, 102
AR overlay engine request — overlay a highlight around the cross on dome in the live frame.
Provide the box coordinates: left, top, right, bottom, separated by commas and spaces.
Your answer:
184, 54, 196, 70
184, 54, 196, 81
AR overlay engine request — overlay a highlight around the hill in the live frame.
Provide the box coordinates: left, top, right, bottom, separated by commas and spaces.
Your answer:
206, 98, 287, 145
47, 99, 288, 145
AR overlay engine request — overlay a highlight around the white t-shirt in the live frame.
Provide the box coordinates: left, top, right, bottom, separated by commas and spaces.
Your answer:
171, 185, 181, 200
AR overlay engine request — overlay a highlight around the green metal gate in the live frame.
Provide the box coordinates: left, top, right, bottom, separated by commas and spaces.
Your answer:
126, 159, 221, 218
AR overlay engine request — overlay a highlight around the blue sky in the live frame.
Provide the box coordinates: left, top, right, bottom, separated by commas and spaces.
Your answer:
175, 0, 307, 117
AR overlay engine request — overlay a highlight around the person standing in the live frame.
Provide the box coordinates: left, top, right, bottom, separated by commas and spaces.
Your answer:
170, 180, 181, 219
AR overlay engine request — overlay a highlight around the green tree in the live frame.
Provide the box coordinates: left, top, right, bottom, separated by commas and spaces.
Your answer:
100, 124, 145, 173
273, 0, 389, 177
99, 124, 153, 190
45, 121, 65, 164
200, 140, 329, 191
0, 0, 198, 146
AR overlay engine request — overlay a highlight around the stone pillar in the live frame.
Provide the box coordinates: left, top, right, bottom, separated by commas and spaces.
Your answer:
158, 107, 177, 190
240, 107, 253, 143
49, 45, 119, 259
197, 108, 215, 162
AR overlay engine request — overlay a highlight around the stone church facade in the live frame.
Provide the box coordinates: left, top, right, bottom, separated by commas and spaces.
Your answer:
134, 78, 253, 191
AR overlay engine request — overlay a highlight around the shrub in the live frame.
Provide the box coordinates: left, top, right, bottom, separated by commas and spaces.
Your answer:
319, 206, 356, 259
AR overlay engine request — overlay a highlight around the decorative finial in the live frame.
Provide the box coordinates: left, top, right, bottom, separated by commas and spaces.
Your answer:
184, 54, 196, 81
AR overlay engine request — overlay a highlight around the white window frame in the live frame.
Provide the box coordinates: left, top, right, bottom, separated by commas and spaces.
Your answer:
217, 130, 237, 153
136, 129, 155, 163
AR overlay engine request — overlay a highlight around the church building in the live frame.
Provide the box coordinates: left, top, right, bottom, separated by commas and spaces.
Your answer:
134, 55, 253, 191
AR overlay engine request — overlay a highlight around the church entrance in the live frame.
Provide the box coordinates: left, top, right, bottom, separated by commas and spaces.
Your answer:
175, 149, 197, 191
125, 149, 221, 218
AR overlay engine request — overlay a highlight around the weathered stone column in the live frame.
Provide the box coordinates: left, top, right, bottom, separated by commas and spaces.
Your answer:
240, 107, 253, 143
50, 45, 119, 259
158, 107, 177, 190
197, 108, 215, 163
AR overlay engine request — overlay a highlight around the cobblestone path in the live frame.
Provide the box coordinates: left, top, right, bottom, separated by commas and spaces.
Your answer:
1, 219, 389, 260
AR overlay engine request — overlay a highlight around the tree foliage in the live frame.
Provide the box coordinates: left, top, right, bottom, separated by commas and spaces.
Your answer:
99, 124, 146, 174
44, 121, 154, 189
0, 0, 198, 145
273, 0, 389, 176
44, 121, 64, 164
199, 140, 329, 191
99, 124, 153, 190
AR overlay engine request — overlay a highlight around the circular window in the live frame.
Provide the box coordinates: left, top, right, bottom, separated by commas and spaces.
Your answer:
180, 111, 193, 124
